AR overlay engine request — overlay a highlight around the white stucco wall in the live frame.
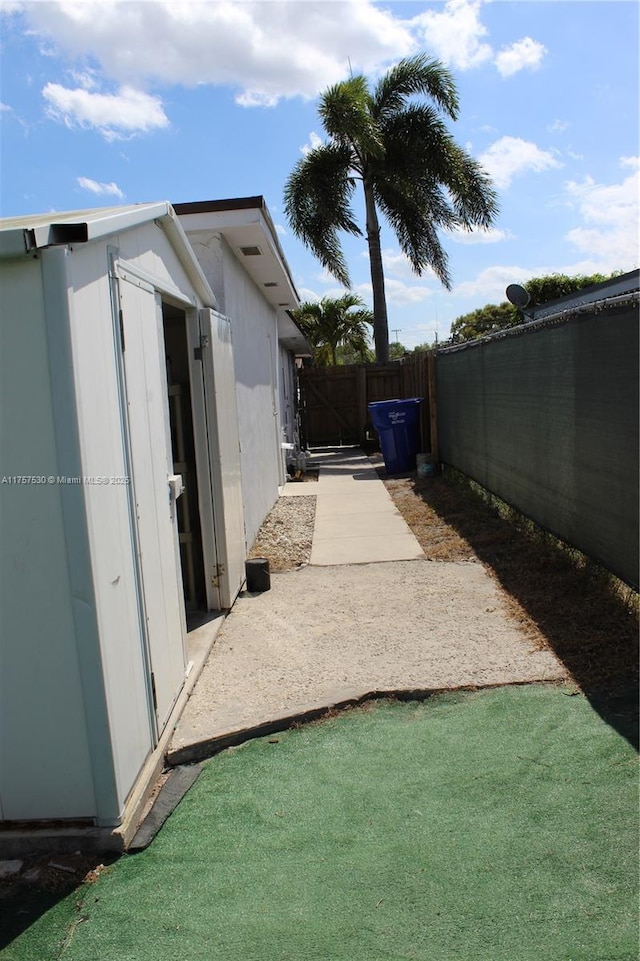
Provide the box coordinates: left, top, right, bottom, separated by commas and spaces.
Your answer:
221, 239, 282, 548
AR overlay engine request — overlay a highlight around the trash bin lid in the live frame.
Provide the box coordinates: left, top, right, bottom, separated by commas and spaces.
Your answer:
368, 397, 423, 410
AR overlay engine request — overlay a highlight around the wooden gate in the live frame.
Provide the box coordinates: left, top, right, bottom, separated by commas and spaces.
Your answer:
298, 353, 435, 452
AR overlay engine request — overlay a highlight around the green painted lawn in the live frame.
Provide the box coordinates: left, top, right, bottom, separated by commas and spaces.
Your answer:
5, 685, 638, 961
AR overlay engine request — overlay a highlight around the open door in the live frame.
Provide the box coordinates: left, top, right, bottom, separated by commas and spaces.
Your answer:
191, 308, 246, 609
117, 275, 187, 734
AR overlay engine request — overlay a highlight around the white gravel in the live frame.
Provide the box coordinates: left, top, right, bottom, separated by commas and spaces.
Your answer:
170, 558, 566, 758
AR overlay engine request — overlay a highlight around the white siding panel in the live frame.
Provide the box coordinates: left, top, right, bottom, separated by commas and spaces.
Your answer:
65, 243, 153, 809
118, 277, 186, 730
0, 258, 96, 819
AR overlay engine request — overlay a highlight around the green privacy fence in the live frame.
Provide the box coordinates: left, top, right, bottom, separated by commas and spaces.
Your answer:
435, 301, 639, 589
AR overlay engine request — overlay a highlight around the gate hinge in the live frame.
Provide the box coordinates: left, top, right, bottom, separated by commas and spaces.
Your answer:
194, 334, 209, 361
210, 564, 225, 587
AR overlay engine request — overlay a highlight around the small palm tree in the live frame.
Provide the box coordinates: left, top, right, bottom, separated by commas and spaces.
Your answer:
293, 293, 373, 367
284, 54, 499, 363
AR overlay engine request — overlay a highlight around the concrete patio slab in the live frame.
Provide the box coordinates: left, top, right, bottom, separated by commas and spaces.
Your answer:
168, 560, 566, 764
167, 446, 566, 767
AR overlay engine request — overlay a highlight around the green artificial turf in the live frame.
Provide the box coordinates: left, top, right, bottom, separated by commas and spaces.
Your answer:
4, 685, 638, 961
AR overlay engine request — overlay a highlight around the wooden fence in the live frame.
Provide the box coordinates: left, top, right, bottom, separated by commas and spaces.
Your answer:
297, 352, 437, 454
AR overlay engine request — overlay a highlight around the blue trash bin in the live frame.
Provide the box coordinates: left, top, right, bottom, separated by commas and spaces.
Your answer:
368, 398, 423, 474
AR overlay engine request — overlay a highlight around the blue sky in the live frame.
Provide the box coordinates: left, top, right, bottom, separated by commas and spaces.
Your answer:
1, 0, 638, 346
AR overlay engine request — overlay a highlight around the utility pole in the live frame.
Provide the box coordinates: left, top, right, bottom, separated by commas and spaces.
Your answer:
392, 328, 402, 342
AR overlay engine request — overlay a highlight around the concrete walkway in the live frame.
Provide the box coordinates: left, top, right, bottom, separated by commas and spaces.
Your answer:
289, 447, 424, 565
168, 447, 565, 765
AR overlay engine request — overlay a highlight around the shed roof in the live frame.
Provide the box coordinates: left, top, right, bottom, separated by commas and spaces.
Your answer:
0, 201, 216, 308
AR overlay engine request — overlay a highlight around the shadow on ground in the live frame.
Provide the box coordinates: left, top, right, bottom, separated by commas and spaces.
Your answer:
0, 853, 119, 948
381, 465, 639, 750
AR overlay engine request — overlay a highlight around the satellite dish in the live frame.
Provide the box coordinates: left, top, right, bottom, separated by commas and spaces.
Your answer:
506, 284, 530, 309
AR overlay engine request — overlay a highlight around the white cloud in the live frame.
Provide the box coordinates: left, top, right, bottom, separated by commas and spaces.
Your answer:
315, 267, 341, 286
77, 176, 124, 199
448, 226, 515, 245
275, 223, 287, 237
301, 131, 323, 156
380, 248, 418, 281
10, 0, 547, 126
479, 136, 563, 189
564, 163, 639, 269
495, 37, 546, 77
454, 264, 531, 301
385, 278, 433, 305
355, 277, 432, 306
42, 82, 169, 140
548, 119, 570, 133
69, 68, 100, 91
21, 0, 415, 107
296, 287, 322, 304
0, 102, 12, 112
411, 0, 492, 71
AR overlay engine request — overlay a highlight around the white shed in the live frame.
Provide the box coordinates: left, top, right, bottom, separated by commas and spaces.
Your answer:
0, 203, 247, 847
174, 197, 311, 549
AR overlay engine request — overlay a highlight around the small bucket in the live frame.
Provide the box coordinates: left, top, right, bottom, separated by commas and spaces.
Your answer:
245, 557, 270, 592
416, 452, 438, 478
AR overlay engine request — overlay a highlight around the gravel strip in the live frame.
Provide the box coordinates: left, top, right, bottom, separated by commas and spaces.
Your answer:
247, 494, 316, 572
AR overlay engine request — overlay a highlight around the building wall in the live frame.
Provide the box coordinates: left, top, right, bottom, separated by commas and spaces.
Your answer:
0, 255, 96, 820
220, 239, 282, 548
185, 232, 282, 549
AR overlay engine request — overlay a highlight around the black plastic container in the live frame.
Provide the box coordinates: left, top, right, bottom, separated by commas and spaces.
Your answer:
245, 557, 270, 592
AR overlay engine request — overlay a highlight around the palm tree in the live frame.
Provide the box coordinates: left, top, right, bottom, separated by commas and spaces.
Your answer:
284, 54, 499, 363
293, 293, 373, 367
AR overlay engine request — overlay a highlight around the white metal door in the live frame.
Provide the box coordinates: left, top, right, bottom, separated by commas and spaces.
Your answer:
198, 308, 246, 608
186, 311, 221, 611
119, 276, 186, 731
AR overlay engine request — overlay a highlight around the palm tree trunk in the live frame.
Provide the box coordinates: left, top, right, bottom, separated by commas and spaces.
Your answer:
363, 177, 389, 364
